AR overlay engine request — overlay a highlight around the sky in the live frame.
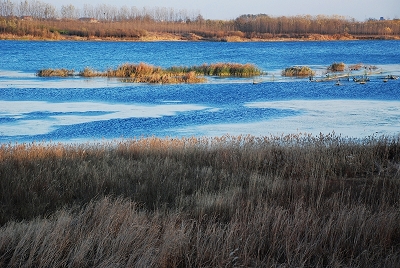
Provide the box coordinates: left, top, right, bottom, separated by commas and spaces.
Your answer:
48, 0, 399, 21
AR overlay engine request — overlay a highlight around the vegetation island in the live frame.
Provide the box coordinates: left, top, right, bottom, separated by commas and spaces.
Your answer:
37, 62, 262, 83
37, 61, 394, 84
1, 0, 400, 41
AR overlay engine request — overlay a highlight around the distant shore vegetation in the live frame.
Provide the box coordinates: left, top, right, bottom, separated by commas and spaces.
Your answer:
37, 62, 262, 83
1, 0, 400, 41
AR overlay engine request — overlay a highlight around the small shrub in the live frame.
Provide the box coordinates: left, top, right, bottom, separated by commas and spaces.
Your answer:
37, 68, 74, 77
79, 67, 99, 77
349, 63, 363, 71
182, 71, 206, 83
282, 66, 315, 77
328, 62, 346, 72
228, 31, 245, 38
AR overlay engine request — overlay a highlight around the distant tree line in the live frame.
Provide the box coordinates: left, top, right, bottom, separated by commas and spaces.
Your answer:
0, 0, 200, 22
1, 0, 399, 39
234, 14, 400, 36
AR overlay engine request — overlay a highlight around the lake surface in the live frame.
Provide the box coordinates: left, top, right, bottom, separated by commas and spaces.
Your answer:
1, 40, 399, 143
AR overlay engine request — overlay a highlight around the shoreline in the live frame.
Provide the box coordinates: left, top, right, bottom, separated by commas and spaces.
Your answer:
1, 32, 400, 42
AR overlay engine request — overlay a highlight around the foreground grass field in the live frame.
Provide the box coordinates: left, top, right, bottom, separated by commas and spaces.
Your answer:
0, 133, 399, 267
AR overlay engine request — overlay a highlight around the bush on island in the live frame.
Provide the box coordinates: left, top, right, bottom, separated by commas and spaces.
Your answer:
328, 62, 346, 72
282, 66, 315, 77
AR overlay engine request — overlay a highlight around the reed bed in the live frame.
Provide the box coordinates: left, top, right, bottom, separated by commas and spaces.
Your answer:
78, 67, 100, 77
37, 68, 74, 77
105, 63, 206, 84
167, 62, 262, 77
282, 66, 315, 77
0, 133, 400, 267
38, 62, 206, 84
37, 62, 261, 83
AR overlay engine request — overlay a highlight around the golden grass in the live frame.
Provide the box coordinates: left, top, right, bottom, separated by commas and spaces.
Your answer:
0, 133, 399, 267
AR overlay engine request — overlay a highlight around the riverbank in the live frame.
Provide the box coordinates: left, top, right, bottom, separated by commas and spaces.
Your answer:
1, 32, 399, 42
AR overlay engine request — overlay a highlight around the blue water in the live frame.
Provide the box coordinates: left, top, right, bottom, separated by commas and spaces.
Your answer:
1, 40, 399, 142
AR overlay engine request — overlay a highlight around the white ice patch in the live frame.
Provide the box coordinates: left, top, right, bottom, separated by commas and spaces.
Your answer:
0, 75, 132, 89
189, 100, 400, 138
0, 101, 209, 136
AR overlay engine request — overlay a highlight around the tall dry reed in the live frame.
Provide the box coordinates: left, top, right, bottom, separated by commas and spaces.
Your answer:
0, 133, 399, 267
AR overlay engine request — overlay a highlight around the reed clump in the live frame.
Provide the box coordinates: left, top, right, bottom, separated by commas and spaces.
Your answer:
103, 63, 206, 83
282, 66, 315, 77
37, 68, 74, 77
328, 62, 346, 72
349, 63, 363, 70
1, 133, 399, 267
105, 62, 161, 78
168, 62, 262, 77
79, 67, 100, 77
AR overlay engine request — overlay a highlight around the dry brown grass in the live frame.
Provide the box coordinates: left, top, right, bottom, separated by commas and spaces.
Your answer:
0, 133, 399, 267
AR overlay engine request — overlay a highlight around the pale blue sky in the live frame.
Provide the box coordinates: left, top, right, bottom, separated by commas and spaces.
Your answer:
49, 0, 399, 21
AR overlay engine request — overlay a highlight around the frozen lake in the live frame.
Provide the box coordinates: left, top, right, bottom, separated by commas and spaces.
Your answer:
1, 40, 399, 143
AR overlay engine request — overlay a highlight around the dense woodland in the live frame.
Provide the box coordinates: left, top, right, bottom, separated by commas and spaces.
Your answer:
1, 0, 400, 40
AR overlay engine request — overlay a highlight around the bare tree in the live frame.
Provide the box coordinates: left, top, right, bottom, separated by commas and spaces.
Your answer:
61, 4, 78, 19
0, 0, 15, 16
16, 0, 28, 16
117, 5, 130, 21
83, 4, 95, 19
